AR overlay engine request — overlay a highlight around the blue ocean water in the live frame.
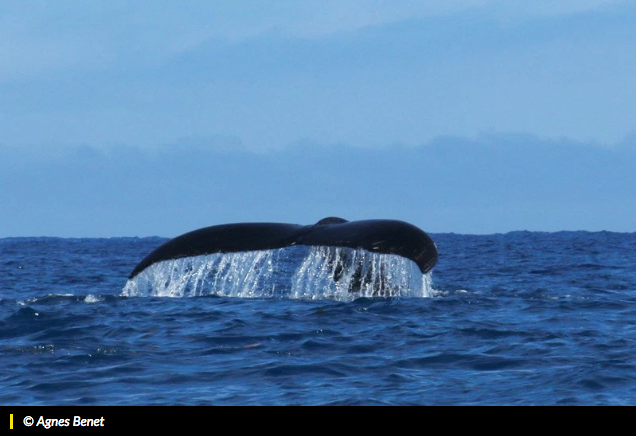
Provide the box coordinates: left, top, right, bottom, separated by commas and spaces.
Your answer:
1, 232, 635, 406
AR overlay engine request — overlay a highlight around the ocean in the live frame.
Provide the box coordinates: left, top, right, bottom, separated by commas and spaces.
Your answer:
1, 232, 635, 406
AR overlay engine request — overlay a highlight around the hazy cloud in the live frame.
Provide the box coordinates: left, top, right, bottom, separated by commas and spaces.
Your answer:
1, 2, 635, 148
1, 135, 634, 237
1, 2, 634, 237
0, 1, 630, 80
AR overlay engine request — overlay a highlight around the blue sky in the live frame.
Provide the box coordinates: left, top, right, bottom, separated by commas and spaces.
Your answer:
1, 1, 635, 236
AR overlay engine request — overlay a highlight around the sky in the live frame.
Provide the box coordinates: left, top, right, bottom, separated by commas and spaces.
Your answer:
1, 1, 635, 236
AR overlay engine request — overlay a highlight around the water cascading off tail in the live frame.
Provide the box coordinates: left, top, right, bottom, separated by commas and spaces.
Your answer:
122, 246, 433, 301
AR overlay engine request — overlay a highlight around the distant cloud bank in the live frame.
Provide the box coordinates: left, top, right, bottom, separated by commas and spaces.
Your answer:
1, 134, 634, 237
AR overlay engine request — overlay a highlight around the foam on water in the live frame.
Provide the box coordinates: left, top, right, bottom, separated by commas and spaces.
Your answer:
84, 295, 103, 304
122, 246, 433, 301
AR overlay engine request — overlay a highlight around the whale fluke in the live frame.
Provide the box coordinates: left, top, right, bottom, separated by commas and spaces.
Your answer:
129, 218, 438, 284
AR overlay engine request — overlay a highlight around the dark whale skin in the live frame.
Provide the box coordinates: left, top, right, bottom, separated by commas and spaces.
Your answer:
129, 218, 438, 279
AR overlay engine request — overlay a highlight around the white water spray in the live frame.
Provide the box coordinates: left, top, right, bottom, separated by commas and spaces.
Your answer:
122, 246, 433, 300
